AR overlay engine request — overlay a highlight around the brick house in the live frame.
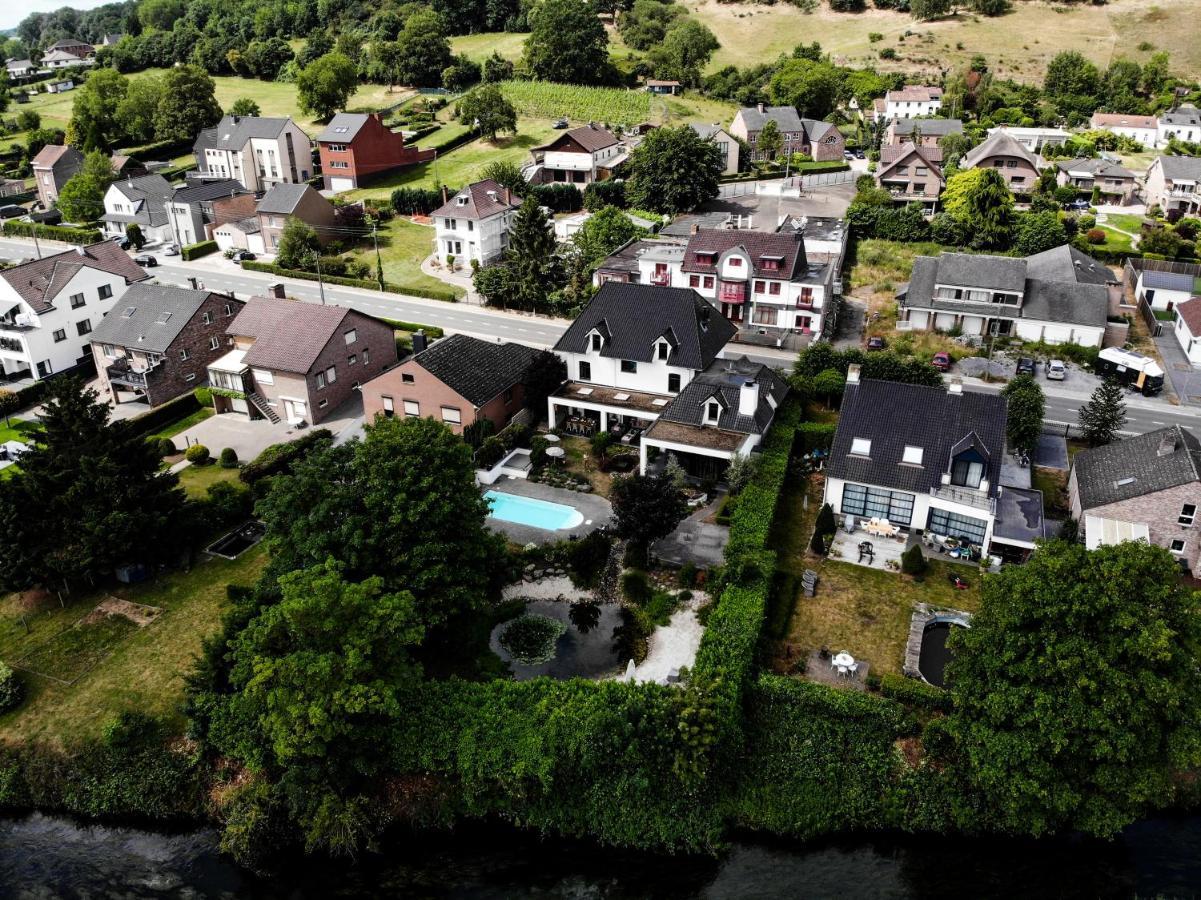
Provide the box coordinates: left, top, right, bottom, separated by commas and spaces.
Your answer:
884, 118, 964, 148
1054, 158, 1137, 204
1069, 425, 1201, 574
875, 142, 944, 209
961, 130, 1042, 193
31, 144, 83, 208
729, 104, 845, 162
362, 333, 539, 434
89, 283, 246, 406
256, 183, 339, 255
315, 112, 435, 192
208, 293, 396, 425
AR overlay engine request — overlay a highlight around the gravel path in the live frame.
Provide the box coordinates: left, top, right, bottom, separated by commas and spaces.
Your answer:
628, 593, 709, 685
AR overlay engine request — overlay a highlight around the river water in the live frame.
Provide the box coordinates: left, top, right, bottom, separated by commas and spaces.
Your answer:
3, 812, 1201, 898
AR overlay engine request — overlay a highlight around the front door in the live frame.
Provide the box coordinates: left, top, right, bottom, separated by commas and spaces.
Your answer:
722, 302, 744, 322
283, 399, 307, 423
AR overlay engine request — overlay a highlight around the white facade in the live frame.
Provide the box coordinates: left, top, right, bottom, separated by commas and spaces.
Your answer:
1158, 113, 1201, 147
1173, 312, 1201, 367
101, 183, 173, 244
0, 266, 130, 380
202, 120, 312, 192
166, 200, 201, 247
884, 94, 942, 119
902, 307, 1104, 348
1093, 121, 1158, 148
213, 221, 265, 255
985, 126, 1070, 152
558, 334, 699, 397
435, 208, 515, 267
1136, 271, 1194, 311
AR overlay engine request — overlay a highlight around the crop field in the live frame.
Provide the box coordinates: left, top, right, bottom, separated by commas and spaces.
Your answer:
497, 80, 652, 126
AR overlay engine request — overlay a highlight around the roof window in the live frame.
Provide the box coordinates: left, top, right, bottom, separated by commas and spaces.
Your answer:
851, 438, 871, 456
902, 445, 923, 465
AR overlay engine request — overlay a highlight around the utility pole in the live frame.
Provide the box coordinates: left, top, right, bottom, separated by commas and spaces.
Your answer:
432, 149, 440, 192
30, 229, 42, 260
371, 220, 383, 291
310, 250, 327, 305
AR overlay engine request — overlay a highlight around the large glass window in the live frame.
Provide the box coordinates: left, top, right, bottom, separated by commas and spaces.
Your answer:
927, 508, 988, 546
841, 483, 914, 526
951, 457, 985, 488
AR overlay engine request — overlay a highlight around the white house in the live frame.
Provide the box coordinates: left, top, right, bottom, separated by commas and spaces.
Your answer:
431, 179, 521, 268
1142, 155, 1201, 218
101, 174, 174, 244
984, 125, 1070, 153
165, 178, 251, 248
1158, 106, 1201, 147
1090, 113, 1159, 149
192, 115, 313, 193
0, 243, 147, 380
1173, 299, 1201, 366
690, 123, 740, 175
523, 124, 626, 186
1135, 265, 1199, 311
883, 86, 943, 120
212, 218, 266, 256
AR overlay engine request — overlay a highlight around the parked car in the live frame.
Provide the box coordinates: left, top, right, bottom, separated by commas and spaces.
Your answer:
110, 235, 131, 250
866, 336, 888, 351
1045, 359, 1066, 381
931, 351, 952, 372
1066, 198, 1090, 211
134, 254, 157, 267
162, 243, 179, 256
0, 205, 25, 219
843, 150, 855, 160
553, 118, 568, 129
232, 250, 256, 261
853, 149, 865, 159
1016, 357, 1036, 376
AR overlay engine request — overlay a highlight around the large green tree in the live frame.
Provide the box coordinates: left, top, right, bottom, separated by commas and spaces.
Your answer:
394, 9, 451, 87
1000, 373, 1044, 455
154, 65, 222, 142
482, 195, 564, 312
767, 58, 843, 120
648, 19, 719, 87
1078, 379, 1127, 446
522, 0, 613, 85
942, 167, 1015, 250
617, 0, 683, 51
611, 471, 688, 553
1013, 210, 1068, 256
947, 540, 1201, 837
626, 124, 722, 215
115, 74, 164, 145
55, 150, 117, 221
572, 205, 645, 266
297, 52, 358, 122
68, 67, 129, 151
274, 218, 320, 269
457, 85, 517, 141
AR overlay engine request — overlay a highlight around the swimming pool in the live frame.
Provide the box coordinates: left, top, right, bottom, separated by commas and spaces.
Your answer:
485, 490, 585, 531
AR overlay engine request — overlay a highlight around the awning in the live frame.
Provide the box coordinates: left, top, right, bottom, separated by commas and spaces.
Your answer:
1084, 516, 1149, 550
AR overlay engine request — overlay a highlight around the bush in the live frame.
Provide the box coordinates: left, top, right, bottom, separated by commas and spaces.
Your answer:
583, 179, 626, 211
476, 435, 506, 468
239, 429, 334, 484
498, 614, 567, 664
678, 562, 698, 588
1086, 228, 1106, 244
200, 481, 254, 532
193, 387, 213, 406
900, 543, 927, 575
125, 391, 202, 440
878, 672, 951, 711
181, 240, 218, 261
0, 221, 102, 244
0, 661, 23, 713
621, 570, 653, 605
185, 444, 210, 464
566, 531, 612, 588
219, 447, 239, 469
156, 437, 177, 458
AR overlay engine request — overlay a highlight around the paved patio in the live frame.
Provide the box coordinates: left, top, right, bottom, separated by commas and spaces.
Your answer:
805, 649, 869, 691
484, 476, 613, 545
653, 496, 729, 569
828, 527, 907, 570
171, 412, 293, 465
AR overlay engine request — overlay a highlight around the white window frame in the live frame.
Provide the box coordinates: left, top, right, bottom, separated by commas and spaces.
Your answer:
441, 406, 462, 425
902, 446, 923, 465
403, 400, 420, 417
851, 438, 872, 456
1180, 504, 1196, 526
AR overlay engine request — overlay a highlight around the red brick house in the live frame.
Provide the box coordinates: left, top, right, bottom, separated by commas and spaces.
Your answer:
316, 112, 435, 191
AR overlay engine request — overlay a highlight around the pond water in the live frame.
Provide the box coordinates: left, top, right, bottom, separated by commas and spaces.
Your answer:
5, 812, 1201, 898
489, 598, 624, 680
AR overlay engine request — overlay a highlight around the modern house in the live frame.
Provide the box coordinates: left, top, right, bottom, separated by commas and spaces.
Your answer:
212, 217, 266, 256
690, 123, 740, 175
961, 130, 1042, 193
524, 124, 625, 185
882, 86, 943, 120
1158, 105, 1201, 147
431, 179, 521, 268
362, 333, 539, 434
875, 143, 944, 209
0, 242, 147, 380
1069, 425, 1201, 574
1142, 155, 1201, 217
984, 125, 1070, 153
1090, 112, 1159, 149
1055, 158, 1137, 204
593, 238, 688, 286
208, 293, 396, 425
1172, 298, 1201, 366
823, 370, 1010, 557
90, 283, 246, 406
1133, 265, 1200, 312
31, 144, 83, 209
884, 118, 964, 148
897, 250, 1109, 347
165, 179, 254, 248
101, 174, 175, 243
729, 105, 845, 162
256, 184, 338, 255
315, 112, 434, 192
193, 115, 313, 193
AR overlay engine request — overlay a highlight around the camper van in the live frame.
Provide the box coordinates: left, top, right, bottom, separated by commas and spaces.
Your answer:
1094, 347, 1165, 396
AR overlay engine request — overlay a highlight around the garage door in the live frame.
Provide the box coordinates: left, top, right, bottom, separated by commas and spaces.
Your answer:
329, 177, 355, 192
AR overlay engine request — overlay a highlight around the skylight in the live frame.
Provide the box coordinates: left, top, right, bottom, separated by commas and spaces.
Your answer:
851, 438, 871, 456
156, 311, 172, 324
121, 307, 136, 317
334, 126, 349, 133
902, 445, 923, 465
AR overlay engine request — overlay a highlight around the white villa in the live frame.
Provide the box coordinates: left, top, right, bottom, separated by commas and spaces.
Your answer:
431, 179, 522, 268
192, 115, 313, 193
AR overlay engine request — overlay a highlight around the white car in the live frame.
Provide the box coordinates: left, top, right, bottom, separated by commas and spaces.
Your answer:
1046, 359, 1066, 381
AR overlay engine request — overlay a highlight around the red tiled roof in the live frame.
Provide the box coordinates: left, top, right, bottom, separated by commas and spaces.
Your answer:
1091, 113, 1157, 129
431, 179, 522, 220
1176, 297, 1201, 336
880, 142, 943, 166
0, 242, 147, 313
534, 124, 619, 153
680, 229, 807, 280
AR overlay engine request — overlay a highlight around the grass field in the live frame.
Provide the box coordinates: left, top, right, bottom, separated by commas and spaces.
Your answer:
0, 545, 267, 747
345, 216, 460, 295
147, 407, 213, 443
450, 32, 530, 63
175, 461, 242, 499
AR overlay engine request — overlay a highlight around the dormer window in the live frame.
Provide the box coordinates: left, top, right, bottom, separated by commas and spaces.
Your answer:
656, 341, 669, 360
590, 333, 602, 352
705, 401, 722, 424
760, 255, 782, 271
850, 438, 871, 456
695, 251, 716, 265
902, 445, 923, 465
951, 456, 985, 489
456, 196, 468, 206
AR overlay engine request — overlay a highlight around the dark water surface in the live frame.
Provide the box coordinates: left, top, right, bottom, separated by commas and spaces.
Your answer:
4, 813, 1201, 898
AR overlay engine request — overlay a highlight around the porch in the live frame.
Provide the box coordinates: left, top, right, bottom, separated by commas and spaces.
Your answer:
547, 382, 663, 441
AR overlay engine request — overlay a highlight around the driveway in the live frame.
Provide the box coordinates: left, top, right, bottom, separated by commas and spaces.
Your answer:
1153, 328, 1201, 404
172, 413, 294, 462
653, 497, 729, 569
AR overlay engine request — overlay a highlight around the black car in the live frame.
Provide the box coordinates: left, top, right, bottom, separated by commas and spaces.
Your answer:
866, 336, 888, 351
853, 148, 865, 159
1016, 357, 1036, 376
1066, 198, 1091, 211
0, 205, 25, 219
134, 254, 157, 267
552, 117, 568, 129
232, 250, 257, 262
110, 235, 131, 250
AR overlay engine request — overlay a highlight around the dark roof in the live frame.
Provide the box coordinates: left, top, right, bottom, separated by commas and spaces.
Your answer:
658, 356, 789, 435
993, 485, 1045, 545
315, 113, 372, 143
31, 144, 82, 169
828, 379, 1007, 498
535, 124, 619, 153
891, 118, 964, 137
210, 115, 301, 150
553, 282, 735, 370
107, 174, 173, 226
681, 229, 808, 280
0, 243, 147, 314
1157, 155, 1201, 182
1024, 244, 1117, 286
1073, 426, 1201, 509
931, 253, 1027, 292
412, 334, 539, 407
193, 126, 218, 158
736, 106, 804, 133
256, 183, 316, 215
1140, 269, 1198, 291
171, 179, 248, 204
1161, 107, 1201, 127
431, 179, 521, 220
1022, 280, 1108, 327
1054, 157, 1134, 179
229, 296, 364, 374
89, 283, 226, 353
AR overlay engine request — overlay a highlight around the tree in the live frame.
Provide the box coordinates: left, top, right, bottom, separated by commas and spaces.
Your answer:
126, 223, 145, 250
115, 75, 163, 145
0, 379, 185, 592
485, 196, 564, 312
154, 65, 222, 142
442, 56, 481, 93
139, 0, 186, 30
228, 97, 262, 118
0, 389, 18, 427
813, 367, 845, 408
394, 9, 451, 87
482, 51, 514, 84
1078, 379, 1126, 446
1013, 210, 1069, 256
297, 52, 358, 121
947, 541, 1201, 837
1000, 373, 1044, 455
521, 349, 567, 419
910, 0, 951, 20
1044, 51, 1101, 103
810, 502, 836, 555
243, 37, 295, 80
942, 167, 1015, 250
767, 58, 842, 120
522, 0, 613, 85
611, 471, 688, 552
457, 85, 517, 141
274, 219, 320, 270
626, 124, 722, 215
648, 19, 719, 87
56, 170, 108, 222
68, 68, 128, 151
572, 206, 645, 265
617, 0, 684, 51
756, 119, 782, 162
900, 543, 927, 575
479, 160, 526, 194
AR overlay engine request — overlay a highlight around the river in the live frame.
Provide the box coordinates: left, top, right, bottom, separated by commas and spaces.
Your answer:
3, 813, 1201, 898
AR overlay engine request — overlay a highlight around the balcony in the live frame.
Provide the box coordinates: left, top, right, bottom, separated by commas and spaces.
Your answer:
650, 273, 671, 286
0, 336, 23, 354
0, 320, 35, 333
1168, 187, 1197, 199
106, 362, 148, 389
930, 483, 994, 513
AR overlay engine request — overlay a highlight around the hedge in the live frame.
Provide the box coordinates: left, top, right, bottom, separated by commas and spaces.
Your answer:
240, 260, 462, 302
125, 391, 201, 440
181, 240, 218, 261
239, 428, 334, 484
117, 136, 196, 160
0, 221, 102, 244
417, 127, 479, 156
877, 672, 952, 712
380, 318, 445, 339
797, 421, 836, 453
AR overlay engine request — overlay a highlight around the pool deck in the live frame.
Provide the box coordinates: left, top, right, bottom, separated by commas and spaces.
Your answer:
485, 477, 613, 545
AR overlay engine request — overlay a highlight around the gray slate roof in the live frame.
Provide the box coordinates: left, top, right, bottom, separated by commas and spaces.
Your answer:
1054, 157, 1134, 179
209, 115, 299, 151
107, 174, 173, 227
554, 282, 735, 371
1024, 244, 1117, 286
1157, 155, 1201, 181
1073, 425, 1201, 509
413, 333, 540, 407
736, 106, 804, 133
1161, 107, 1201, 127
256, 183, 314, 215
828, 379, 1007, 498
89, 283, 220, 353
171, 179, 248, 204
891, 118, 964, 138
1021, 279, 1108, 327
932, 253, 1027, 293
658, 356, 789, 435
315, 113, 372, 143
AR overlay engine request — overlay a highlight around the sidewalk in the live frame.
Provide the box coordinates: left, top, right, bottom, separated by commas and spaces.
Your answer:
420, 254, 481, 305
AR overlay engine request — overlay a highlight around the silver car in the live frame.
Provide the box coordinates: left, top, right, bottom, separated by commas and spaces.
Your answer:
1046, 359, 1066, 381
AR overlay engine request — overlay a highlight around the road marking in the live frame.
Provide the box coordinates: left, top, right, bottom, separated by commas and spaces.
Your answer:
1152, 420, 1166, 424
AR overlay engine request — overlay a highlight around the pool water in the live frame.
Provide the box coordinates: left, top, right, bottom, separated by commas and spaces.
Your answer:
485, 491, 584, 531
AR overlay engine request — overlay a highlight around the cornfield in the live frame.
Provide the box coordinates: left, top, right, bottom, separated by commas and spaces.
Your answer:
496, 81, 652, 128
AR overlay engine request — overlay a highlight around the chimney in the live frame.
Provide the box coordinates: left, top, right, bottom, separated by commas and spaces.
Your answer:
441, 185, 448, 205
1158, 430, 1179, 457
948, 377, 963, 394
846, 363, 861, 385
757, 102, 765, 114
690, 222, 699, 235
269, 282, 286, 299
231, 115, 240, 125
412, 330, 428, 355
738, 380, 759, 416
503, 186, 511, 206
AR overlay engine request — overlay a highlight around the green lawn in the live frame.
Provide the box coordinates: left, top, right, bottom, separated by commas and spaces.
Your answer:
345, 216, 462, 296
175, 461, 242, 499
450, 32, 529, 63
1095, 227, 1136, 254
0, 419, 44, 445
0, 545, 268, 747
1101, 212, 1146, 234
147, 407, 214, 442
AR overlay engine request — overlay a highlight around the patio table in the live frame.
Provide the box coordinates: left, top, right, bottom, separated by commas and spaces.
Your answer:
543, 434, 560, 443
832, 652, 855, 670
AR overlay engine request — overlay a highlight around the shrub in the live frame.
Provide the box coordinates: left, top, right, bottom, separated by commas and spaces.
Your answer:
125, 391, 202, 440
1086, 228, 1106, 244
181, 240, 218, 261
219, 447, 239, 468
476, 435, 506, 468
184, 444, 210, 464
566, 531, 612, 588
239, 429, 334, 484
0, 221, 102, 244
193, 387, 213, 406
878, 672, 951, 711
900, 543, 927, 575
0, 661, 23, 714
678, 562, 698, 588
156, 437, 177, 458
241, 260, 461, 302
498, 614, 567, 664
621, 570, 653, 605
